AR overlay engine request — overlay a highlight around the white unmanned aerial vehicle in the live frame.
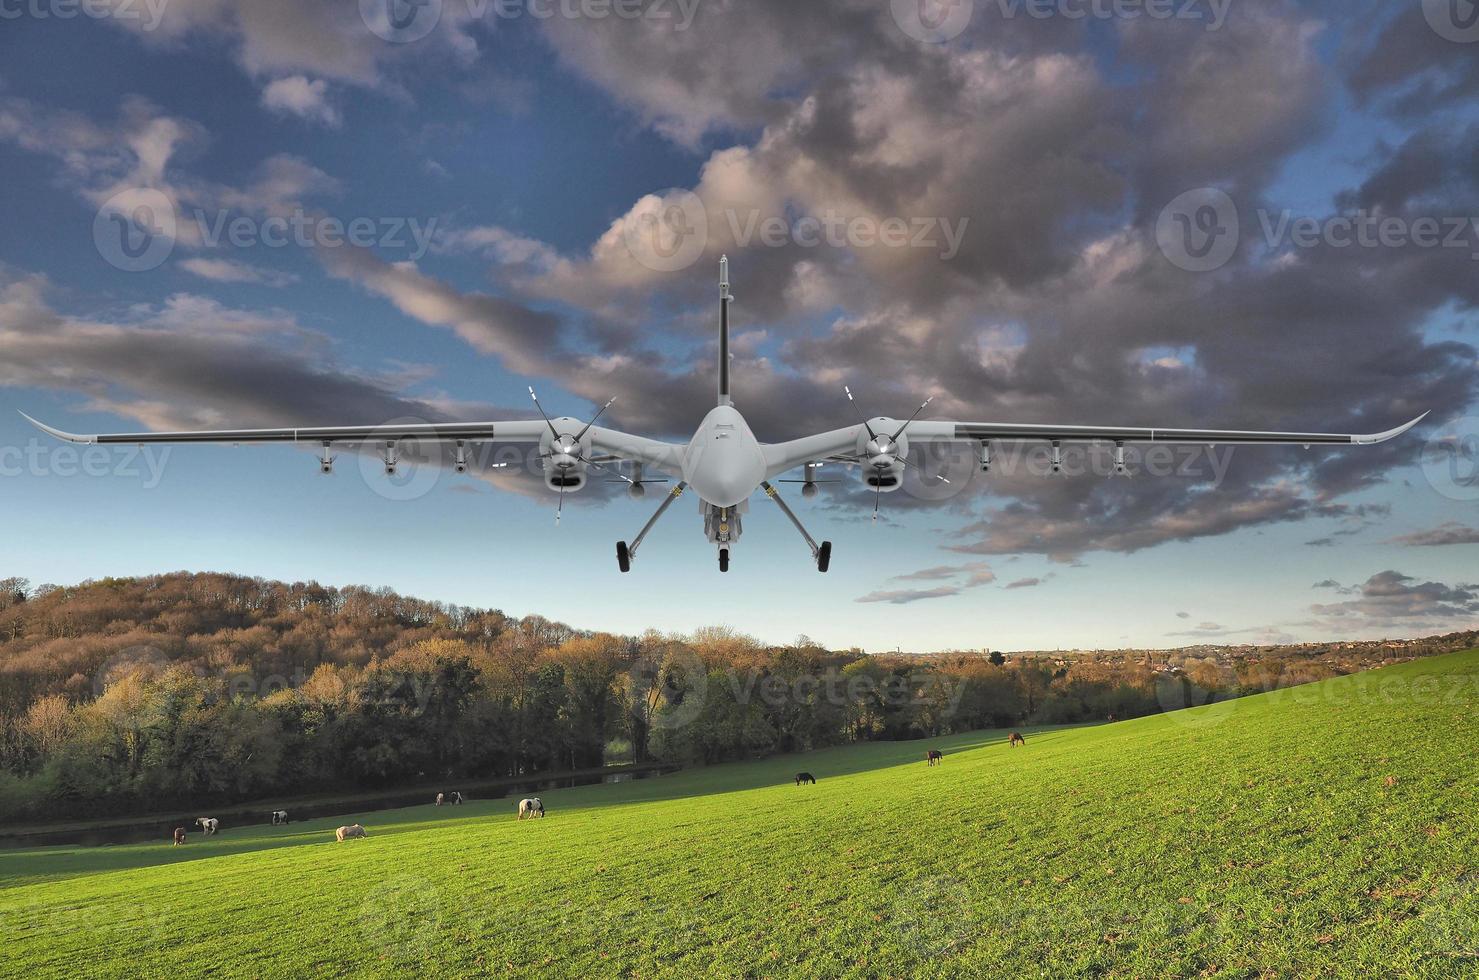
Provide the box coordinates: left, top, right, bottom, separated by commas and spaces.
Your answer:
25, 257, 1424, 573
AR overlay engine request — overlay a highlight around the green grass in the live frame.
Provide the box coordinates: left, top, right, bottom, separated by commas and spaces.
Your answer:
2, 652, 1476, 978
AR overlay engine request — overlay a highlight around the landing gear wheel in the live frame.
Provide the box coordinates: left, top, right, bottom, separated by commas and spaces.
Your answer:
616, 541, 631, 573
817, 541, 831, 573
719, 548, 729, 573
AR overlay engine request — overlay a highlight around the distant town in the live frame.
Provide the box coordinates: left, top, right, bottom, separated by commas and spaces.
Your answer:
984, 630, 1479, 674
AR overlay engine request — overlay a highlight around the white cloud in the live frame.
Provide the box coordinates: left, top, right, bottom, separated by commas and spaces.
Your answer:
180, 257, 298, 286
261, 76, 340, 127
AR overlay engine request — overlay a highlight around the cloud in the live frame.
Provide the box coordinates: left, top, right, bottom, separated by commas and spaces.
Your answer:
1003, 578, 1042, 590
180, 257, 298, 286
856, 586, 964, 606
1309, 570, 1479, 628
261, 76, 340, 127
9, 1, 1479, 568
1388, 523, 1479, 547
858, 561, 997, 604
0, 270, 551, 497
1176, 611, 1191, 619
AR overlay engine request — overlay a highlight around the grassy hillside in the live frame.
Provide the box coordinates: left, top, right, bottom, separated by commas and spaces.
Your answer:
2, 651, 1475, 978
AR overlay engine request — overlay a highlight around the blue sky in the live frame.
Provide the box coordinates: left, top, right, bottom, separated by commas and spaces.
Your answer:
1, 0, 1476, 651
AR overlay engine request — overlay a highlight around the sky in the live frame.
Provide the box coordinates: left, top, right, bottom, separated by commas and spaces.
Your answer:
0, 0, 1476, 653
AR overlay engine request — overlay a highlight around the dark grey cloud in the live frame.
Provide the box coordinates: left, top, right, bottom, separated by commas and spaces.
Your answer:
7, 0, 1478, 565
1343, 2, 1479, 118
1389, 523, 1479, 547
856, 586, 963, 605
1310, 570, 1479, 625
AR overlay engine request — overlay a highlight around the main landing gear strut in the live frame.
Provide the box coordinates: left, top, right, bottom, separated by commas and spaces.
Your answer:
617, 482, 687, 572
762, 481, 831, 573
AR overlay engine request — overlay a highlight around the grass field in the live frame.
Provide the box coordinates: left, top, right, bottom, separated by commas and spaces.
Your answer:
2, 651, 1476, 978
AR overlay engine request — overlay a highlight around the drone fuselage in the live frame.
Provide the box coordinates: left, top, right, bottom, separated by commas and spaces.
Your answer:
682, 405, 767, 509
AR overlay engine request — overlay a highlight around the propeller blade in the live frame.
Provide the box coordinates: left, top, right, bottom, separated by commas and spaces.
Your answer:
581, 455, 632, 484
890, 395, 934, 441
528, 386, 561, 441
893, 456, 949, 484
873, 482, 881, 523
574, 396, 616, 443
844, 386, 877, 440
556, 480, 565, 526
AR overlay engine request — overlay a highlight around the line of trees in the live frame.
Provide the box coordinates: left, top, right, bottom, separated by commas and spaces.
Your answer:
0, 573, 1457, 823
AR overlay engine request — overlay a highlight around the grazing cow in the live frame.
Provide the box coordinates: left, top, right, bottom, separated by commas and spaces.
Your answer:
196, 817, 219, 836
172, 827, 187, 846
1008, 732, 1026, 748
270, 810, 289, 826
435, 793, 445, 807
517, 798, 545, 820
794, 772, 816, 785
335, 824, 366, 842
926, 749, 944, 766
451, 791, 463, 805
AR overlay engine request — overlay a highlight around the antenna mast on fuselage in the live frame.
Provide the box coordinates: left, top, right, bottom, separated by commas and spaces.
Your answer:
718, 254, 732, 406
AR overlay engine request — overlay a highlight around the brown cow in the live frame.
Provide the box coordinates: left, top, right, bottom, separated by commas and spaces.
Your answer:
336, 824, 366, 842
172, 827, 187, 846
926, 749, 943, 766
1008, 732, 1026, 748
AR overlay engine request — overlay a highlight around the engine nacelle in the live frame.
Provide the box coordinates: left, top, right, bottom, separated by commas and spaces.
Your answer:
540, 421, 589, 493
858, 429, 907, 492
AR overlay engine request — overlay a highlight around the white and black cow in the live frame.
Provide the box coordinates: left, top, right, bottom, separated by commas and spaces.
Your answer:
196, 817, 219, 836
270, 810, 290, 826
517, 798, 545, 820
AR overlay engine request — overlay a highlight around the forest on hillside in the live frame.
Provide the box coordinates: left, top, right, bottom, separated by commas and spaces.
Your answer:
0, 573, 1464, 823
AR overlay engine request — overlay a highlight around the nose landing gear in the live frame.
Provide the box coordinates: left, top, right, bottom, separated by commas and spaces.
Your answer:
719, 548, 729, 573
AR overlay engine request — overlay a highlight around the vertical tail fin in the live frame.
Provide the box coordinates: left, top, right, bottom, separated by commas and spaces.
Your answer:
718, 255, 732, 406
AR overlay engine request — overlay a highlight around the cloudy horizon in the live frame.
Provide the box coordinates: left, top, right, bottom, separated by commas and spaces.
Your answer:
0, 0, 1476, 651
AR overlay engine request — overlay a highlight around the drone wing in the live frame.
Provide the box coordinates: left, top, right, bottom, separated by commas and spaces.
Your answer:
20, 412, 683, 474
762, 412, 1429, 478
